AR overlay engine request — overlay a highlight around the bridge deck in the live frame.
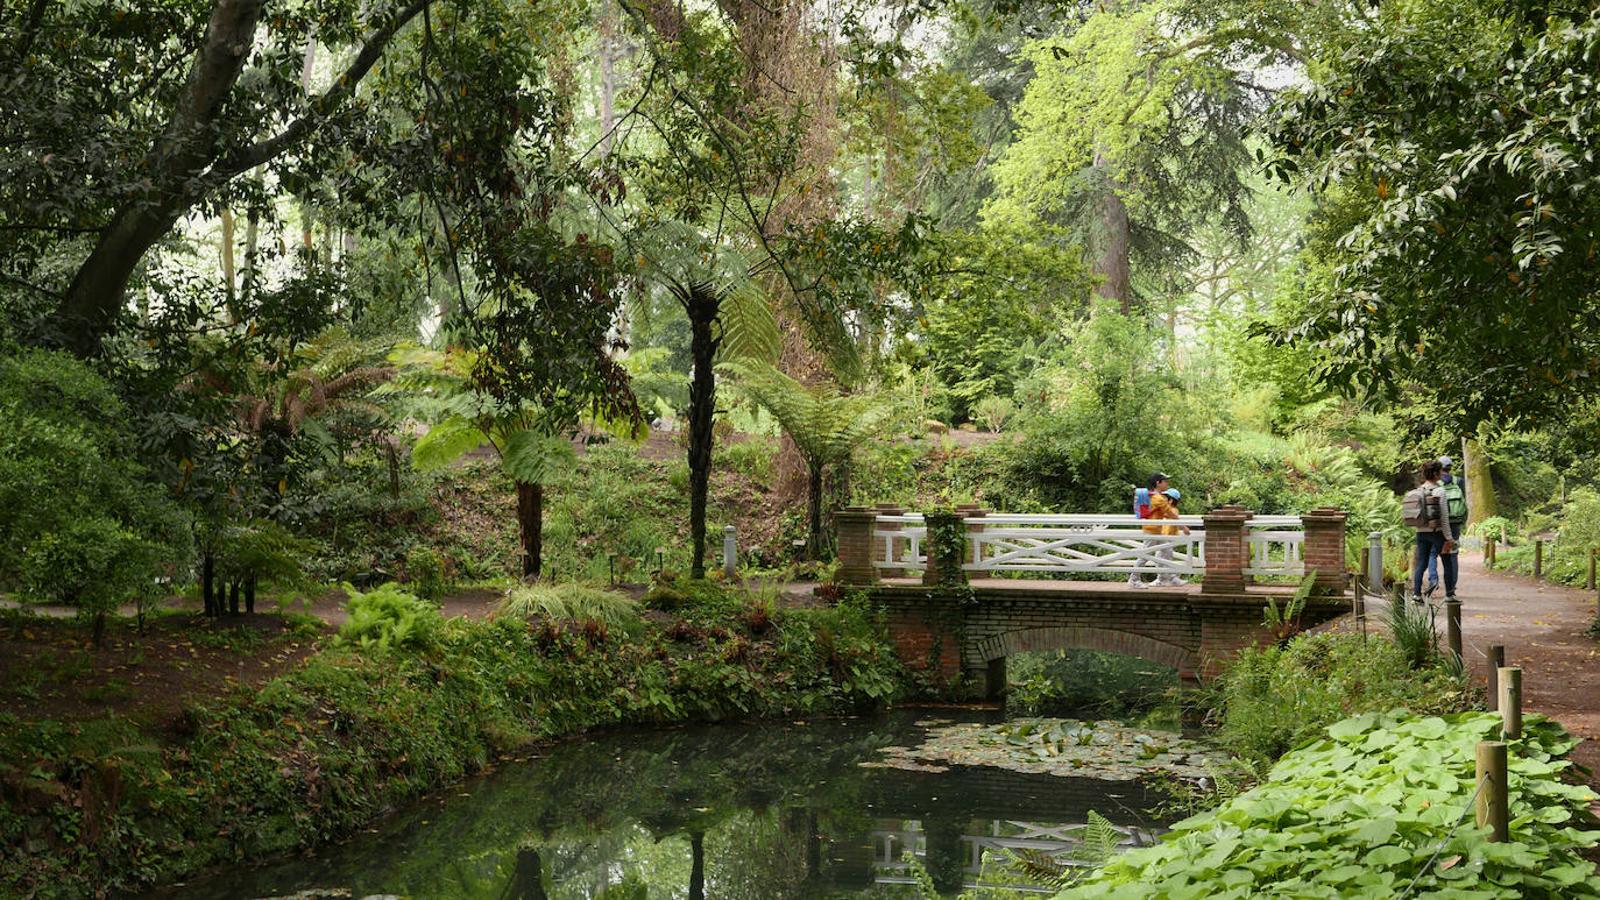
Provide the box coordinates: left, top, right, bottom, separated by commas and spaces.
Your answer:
872, 577, 1346, 608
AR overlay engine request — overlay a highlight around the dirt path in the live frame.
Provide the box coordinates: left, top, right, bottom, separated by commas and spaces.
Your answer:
1449, 551, 1600, 784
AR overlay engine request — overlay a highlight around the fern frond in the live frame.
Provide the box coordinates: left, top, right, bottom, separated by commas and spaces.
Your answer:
715, 283, 781, 364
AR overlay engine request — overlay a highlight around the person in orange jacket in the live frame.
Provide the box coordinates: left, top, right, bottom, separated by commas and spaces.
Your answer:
1133, 479, 1191, 588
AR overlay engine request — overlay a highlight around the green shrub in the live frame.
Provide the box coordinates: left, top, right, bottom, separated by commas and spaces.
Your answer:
336, 583, 443, 651
498, 583, 643, 636
404, 545, 450, 600
1066, 712, 1600, 899
1502, 488, 1600, 586
972, 395, 1016, 433
641, 573, 743, 618
0, 350, 190, 625
1215, 632, 1469, 765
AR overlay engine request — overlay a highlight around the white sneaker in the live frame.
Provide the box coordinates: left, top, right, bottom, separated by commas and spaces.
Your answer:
1129, 579, 1151, 590
1159, 575, 1188, 586
1126, 573, 1141, 587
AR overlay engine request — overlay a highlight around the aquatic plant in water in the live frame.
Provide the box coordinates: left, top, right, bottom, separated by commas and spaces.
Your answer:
864, 718, 1227, 781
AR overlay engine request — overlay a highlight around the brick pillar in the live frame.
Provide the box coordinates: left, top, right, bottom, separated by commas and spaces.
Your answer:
921, 511, 970, 586
835, 506, 879, 585
1201, 505, 1254, 595
874, 503, 906, 578
1301, 507, 1349, 593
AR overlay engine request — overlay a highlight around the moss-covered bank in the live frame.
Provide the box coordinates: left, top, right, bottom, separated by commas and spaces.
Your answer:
0, 592, 906, 898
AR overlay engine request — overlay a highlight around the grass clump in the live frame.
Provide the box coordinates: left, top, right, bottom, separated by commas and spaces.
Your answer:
1214, 631, 1470, 765
498, 583, 644, 637
1065, 712, 1600, 899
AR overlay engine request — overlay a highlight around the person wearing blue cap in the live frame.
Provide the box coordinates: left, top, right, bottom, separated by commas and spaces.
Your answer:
1425, 456, 1468, 598
1135, 482, 1190, 588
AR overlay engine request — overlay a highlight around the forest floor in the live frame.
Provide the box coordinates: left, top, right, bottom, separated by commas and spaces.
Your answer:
1448, 551, 1600, 795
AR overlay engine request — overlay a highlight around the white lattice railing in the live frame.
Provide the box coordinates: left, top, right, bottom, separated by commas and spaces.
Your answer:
870, 513, 1305, 578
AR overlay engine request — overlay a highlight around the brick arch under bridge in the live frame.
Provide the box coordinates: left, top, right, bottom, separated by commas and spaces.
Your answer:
867, 583, 1349, 699
973, 626, 1199, 679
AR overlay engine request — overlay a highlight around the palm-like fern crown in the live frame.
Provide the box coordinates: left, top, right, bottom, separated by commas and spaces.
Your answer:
721, 360, 884, 466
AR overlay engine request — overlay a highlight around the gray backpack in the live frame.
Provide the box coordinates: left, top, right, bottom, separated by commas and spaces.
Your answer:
1402, 487, 1438, 528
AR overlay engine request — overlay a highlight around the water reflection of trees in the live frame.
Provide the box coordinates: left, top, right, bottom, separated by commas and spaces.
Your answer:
176, 715, 1169, 899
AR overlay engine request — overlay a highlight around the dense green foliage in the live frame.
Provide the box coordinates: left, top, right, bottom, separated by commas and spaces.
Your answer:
1214, 632, 1471, 765
0, 589, 905, 897
1065, 711, 1600, 898
0, 351, 189, 625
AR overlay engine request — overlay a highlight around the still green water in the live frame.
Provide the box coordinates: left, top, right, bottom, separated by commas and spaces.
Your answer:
153, 712, 1175, 899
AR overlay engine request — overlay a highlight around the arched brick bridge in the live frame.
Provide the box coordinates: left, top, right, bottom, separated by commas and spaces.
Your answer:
834, 504, 1355, 696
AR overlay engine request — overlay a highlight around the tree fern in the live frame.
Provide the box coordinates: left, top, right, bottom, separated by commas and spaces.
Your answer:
721, 360, 884, 467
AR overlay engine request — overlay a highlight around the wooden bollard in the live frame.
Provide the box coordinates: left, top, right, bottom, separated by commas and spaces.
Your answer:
1498, 666, 1523, 740
1534, 540, 1544, 578
1486, 537, 1497, 569
1476, 740, 1510, 842
1487, 644, 1505, 711
1445, 599, 1463, 665
1589, 547, 1597, 591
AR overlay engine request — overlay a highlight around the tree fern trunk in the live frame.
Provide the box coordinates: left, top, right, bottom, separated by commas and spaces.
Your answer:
685, 285, 719, 579
517, 480, 543, 579
807, 462, 824, 560
202, 552, 216, 617
245, 573, 256, 614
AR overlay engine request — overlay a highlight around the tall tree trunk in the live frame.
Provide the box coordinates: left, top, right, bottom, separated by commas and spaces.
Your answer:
202, 552, 217, 617
1092, 151, 1132, 314
245, 573, 257, 614
219, 207, 237, 306
516, 480, 543, 579
685, 287, 719, 579
242, 202, 260, 311
299, 34, 318, 260
228, 579, 240, 616
1463, 437, 1496, 529
806, 462, 824, 560
597, 0, 619, 158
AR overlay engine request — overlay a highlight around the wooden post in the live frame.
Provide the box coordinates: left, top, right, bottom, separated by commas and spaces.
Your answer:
722, 525, 738, 579
1498, 666, 1522, 740
1534, 540, 1544, 578
1587, 547, 1596, 591
1486, 537, 1496, 569
1445, 599, 1462, 665
1475, 740, 1510, 842
1487, 644, 1505, 711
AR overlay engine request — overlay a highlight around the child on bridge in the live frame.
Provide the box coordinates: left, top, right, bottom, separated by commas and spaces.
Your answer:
1130, 474, 1191, 589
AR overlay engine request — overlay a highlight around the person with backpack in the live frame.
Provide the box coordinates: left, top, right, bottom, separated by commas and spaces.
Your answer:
1404, 460, 1457, 602
1128, 473, 1167, 588
1131, 475, 1189, 588
1425, 456, 1469, 596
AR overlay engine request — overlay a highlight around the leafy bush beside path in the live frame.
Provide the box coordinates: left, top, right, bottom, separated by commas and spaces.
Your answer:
1064, 711, 1600, 899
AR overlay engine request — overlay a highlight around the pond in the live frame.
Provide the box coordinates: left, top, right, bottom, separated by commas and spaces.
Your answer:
151, 712, 1199, 899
